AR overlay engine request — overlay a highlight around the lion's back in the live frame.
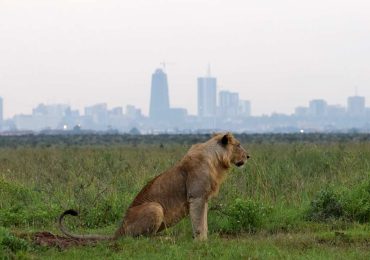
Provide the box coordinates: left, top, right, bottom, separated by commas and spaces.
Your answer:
129, 166, 188, 209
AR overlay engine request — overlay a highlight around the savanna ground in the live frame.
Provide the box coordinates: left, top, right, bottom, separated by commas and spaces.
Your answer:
0, 134, 370, 259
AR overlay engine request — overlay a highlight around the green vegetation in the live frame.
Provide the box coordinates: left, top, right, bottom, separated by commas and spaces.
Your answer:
306, 181, 370, 223
0, 134, 369, 259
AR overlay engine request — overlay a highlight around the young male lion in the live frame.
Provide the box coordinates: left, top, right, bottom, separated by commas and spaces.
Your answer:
59, 132, 249, 241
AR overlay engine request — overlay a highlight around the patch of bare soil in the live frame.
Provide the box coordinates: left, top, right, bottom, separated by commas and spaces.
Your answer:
32, 231, 98, 249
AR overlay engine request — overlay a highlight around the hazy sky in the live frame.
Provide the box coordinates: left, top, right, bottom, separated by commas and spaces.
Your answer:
1, 0, 369, 118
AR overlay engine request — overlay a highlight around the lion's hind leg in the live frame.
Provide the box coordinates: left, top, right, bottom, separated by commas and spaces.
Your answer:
123, 202, 165, 237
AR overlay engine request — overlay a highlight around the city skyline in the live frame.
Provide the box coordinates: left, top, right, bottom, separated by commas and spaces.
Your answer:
0, 67, 369, 120
0, 66, 369, 133
0, 63, 368, 119
3, 90, 367, 121
1, 92, 369, 133
1, 1, 370, 118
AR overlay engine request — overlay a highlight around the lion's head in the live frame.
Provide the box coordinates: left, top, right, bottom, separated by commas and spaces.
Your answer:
213, 132, 250, 168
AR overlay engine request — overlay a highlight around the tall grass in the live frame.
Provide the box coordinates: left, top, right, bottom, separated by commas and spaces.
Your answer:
0, 140, 369, 232
1, 136, 370, 258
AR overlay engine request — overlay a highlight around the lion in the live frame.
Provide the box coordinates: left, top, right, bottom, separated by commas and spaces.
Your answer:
59, 132, 250, 241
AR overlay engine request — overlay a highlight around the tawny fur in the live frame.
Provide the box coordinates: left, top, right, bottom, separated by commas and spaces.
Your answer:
59, 133, 249, 241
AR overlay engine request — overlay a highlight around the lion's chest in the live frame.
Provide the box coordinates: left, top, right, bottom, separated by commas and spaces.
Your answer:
208, 170, 227, 199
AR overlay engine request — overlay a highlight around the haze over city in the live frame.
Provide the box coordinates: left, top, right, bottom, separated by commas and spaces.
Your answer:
1, 0, 370, 119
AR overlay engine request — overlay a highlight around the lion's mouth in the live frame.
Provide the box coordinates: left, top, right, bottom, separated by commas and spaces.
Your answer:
235, 161, 245, 167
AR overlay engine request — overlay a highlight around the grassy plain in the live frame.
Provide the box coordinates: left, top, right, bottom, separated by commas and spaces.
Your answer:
0, 134, 369, 259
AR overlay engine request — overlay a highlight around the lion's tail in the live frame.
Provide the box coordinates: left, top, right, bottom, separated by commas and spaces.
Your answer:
58, 209, 114, 241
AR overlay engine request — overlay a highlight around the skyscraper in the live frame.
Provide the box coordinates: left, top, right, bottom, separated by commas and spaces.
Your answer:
239, 100, 251, 117
149, 68, 170, 121
198, 75, 217, 117
126, 105, 142, 119
309, 99, 327, 117
347, 96, 365, 117
84, 103, 109, 127
219, 91, 239, 117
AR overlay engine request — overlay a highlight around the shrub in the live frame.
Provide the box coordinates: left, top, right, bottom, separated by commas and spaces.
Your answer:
306, 187, 344, 221
306, 182, 370, 223
79, 193, 124, 228
342, 180, 370, 223
0, 227, 30, 255
0, 178, 60, 227
209, 198, 271, 234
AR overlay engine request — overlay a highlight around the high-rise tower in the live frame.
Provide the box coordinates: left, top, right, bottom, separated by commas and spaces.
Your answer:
219, 91, 239, 117
309, 99, 327, 117
347, 96, 365, 117
197, 67, 217, 117
149, 68, 170, 121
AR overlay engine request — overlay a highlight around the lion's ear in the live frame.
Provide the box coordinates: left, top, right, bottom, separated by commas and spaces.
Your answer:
221, 134, 230, 145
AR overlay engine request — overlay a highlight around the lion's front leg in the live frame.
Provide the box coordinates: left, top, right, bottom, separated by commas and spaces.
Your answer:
203, 201, 208, 235
189, 197, 208, 241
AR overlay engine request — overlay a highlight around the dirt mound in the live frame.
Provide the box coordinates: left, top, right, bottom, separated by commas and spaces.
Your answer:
32, 231, 98, 249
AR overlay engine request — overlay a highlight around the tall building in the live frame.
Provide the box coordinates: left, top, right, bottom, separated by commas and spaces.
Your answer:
85, 103, 107, 116
126, 105, 142, 120
327, 105, 346, 118
219, 91, 239, 117
168, 108, 187, 124
239, 100, 251, 117
13, 103, 71, 131
294, 106, 308, 117
84, 103, 108, 126
198, 76, 217, 117
309, 99, 327, 117
347, 96, 365, 117
110, 107, 123, 116
149, 68, 170, 121
32, 103, 69, 117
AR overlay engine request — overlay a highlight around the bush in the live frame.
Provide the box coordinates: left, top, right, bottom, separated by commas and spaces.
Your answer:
0, 227, 30, 256
79, 193, 125, 228
0, 178, 60, 227
342, 180, 370, 223
306, 182, 370, 223
306, 187, 344, 221
209, 198, 271, 234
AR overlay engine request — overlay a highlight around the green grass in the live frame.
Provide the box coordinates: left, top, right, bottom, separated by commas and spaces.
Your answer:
35, 232, 370, 260
0, 135, 370, 259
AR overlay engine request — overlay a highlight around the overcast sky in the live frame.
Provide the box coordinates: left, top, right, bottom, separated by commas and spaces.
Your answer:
0, 0, 369, 118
